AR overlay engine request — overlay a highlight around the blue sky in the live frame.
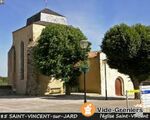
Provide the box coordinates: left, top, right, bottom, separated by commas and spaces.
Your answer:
1, 0, 150, 76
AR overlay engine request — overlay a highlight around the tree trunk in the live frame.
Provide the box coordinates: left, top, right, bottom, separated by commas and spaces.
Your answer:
130, 76, 140, 99
65, 83, 71, 95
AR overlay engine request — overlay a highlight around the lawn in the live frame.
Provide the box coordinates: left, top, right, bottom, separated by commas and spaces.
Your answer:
0, 77, 8, 85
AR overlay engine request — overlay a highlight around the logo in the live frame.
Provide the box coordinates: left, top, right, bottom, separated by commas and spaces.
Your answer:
80, 102, 96, 117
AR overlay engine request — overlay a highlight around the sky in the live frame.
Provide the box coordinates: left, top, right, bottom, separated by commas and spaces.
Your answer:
1, 0, 150, 76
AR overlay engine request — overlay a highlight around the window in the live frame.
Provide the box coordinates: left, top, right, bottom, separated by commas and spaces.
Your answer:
20, 41, 24, 80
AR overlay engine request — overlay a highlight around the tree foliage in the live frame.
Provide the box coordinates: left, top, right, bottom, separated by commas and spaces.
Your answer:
101, 23, 150, 98
0, 76, 8, 85
132, 24, 150, 79
33, 23, 90, 88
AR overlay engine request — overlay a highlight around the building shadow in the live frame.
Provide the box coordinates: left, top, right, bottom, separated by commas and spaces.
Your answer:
41, 93, 127, 100
0, 93, 134, 100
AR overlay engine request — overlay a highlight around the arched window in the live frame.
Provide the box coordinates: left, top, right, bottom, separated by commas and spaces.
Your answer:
115, 78, 124, 96
20, 41, 24, 80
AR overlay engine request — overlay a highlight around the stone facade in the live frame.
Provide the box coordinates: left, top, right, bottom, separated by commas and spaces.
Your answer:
10, 25, 33, 94
40, 13, 67, 25
79, 52, 101, 93
100, 52, 133, 97
8, 46, 15, 89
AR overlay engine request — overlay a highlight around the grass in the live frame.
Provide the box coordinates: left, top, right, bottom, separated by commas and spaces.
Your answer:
0, 77, 8, 85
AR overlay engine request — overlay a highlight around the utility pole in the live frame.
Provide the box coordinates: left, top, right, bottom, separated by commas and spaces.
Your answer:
103, 59, 108, 100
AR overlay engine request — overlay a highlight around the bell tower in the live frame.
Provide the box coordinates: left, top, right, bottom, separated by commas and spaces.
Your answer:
26, 8, 68, 26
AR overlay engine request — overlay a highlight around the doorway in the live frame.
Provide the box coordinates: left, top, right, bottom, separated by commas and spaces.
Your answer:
115, 78, 123, 96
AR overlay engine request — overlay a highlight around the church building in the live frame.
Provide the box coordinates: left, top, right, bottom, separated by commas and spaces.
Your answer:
8, 8, 66, 95
8, 8, 134, 97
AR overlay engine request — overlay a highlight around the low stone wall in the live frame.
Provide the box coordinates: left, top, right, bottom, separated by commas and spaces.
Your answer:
0, 85, 13, 95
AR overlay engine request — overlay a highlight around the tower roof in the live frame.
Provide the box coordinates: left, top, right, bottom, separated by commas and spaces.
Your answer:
40, 8, 64, 17
26, 8, 66, 26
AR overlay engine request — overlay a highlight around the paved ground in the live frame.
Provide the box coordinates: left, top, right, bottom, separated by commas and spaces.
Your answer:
0, 93, 143, 112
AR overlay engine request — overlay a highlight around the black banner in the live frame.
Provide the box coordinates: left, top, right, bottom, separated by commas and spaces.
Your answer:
0, 113, 149, 120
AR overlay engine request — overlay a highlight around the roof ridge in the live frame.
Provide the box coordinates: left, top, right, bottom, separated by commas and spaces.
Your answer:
40, 8, 64, 17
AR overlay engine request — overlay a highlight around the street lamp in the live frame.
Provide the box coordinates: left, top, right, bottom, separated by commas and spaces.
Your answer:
80, 40, 89, 49
103, 59, 108, 100
80, 40, 89, 103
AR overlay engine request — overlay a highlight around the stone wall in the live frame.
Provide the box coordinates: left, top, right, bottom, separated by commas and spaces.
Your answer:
41, 13, 67, 25
12, 25, 33, 94
100, 52, 134, 97
8, 46, 15, 87
79, 52, 101, 93
26, 44, 64, 95
38, 75, 64, 95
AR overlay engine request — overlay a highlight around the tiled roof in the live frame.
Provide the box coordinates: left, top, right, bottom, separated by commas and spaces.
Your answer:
88, 51, 99, 58
26, 8, 64, 26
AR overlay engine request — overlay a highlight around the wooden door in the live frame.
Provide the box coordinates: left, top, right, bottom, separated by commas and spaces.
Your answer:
115, 78, 122, 96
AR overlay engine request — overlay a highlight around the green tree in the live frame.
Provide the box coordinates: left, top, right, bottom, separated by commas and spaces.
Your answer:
33, 23, 90, 95
0, 76, 8, 85
101, 23, 150, 99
